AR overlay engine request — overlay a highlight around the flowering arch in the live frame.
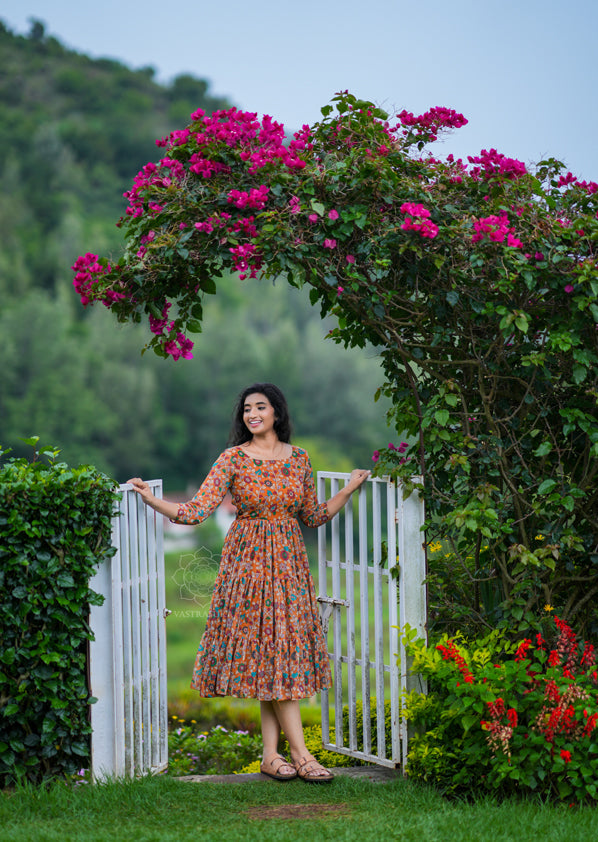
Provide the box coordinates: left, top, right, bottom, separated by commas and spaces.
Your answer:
73, 92, 598, 631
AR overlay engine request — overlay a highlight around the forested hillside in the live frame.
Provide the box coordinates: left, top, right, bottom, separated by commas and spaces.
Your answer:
0, 20, 389, 486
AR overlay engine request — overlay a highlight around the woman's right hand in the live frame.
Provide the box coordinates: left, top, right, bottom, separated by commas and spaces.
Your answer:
127, 477, 155, 505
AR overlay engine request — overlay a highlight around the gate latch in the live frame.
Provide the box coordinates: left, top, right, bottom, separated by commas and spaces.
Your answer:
316, 596, 349, 633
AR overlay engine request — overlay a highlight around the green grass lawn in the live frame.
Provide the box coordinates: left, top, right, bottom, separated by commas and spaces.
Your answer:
2, 774, 598, 842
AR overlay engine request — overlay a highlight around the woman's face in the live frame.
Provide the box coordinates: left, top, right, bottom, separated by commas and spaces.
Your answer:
243, 392, 276, 437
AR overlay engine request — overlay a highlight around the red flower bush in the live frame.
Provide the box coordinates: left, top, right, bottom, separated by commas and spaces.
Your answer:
404, 616, 598, 803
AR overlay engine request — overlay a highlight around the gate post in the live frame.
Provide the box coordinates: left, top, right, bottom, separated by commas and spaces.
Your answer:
88, 481, 168, 780
396, 477, 427, 769
88, 524, 118, 779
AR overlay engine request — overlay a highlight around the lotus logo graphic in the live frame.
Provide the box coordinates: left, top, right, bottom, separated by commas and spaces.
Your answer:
171, 547, 221, 607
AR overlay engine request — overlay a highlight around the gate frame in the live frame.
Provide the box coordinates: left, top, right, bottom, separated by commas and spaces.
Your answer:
316, 472, 427, 770
88, 480, 168, 780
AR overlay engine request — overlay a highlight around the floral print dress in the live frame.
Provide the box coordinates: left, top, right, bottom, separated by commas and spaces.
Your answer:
173, 446, 333, 700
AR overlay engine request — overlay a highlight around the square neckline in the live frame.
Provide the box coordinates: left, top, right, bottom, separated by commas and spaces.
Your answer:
237, 445, 296, 463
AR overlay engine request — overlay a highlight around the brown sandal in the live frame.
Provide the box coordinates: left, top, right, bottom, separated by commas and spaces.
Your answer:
293, 757, 334, 783
260, 754, 298, 781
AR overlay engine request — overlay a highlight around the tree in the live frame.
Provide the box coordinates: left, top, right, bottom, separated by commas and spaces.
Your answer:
73, 93, 598, 634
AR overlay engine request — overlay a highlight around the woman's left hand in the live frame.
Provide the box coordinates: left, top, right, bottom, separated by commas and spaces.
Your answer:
348, 469, 370, 492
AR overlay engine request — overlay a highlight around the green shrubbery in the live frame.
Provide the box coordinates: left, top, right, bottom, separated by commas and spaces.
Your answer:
402, 616, 598, 803
168, 720, 263, 776
0, 440, 118, 786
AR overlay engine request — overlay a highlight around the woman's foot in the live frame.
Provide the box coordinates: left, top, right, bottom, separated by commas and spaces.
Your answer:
260, 754, 298, 781
291, 754, 334, 783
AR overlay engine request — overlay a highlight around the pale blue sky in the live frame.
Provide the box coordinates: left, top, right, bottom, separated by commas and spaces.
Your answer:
2, 1, 597, 179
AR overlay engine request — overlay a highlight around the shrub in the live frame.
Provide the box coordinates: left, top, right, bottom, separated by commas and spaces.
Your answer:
0, 440, 119, 787
402, 616, 598, 803
168, 721, 262, 776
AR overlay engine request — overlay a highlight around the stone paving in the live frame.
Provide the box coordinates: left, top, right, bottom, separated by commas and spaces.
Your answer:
176, 766, 400, 784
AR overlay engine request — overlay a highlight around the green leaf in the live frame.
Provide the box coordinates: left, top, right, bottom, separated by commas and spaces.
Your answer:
200, 277, 217, 295
534, 441, 552, 457
434, 409, 450, 427
446, 291, 459, 307
461, 714, 478, 732
310, 200, 325, 217
537, 479, 557, 495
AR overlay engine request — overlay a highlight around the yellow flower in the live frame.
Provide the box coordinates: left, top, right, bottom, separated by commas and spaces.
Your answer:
535, 534, 545, 541
544, 604, 554, 612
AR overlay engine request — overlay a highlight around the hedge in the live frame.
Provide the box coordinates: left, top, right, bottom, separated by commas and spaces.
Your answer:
0, 442, 119, 786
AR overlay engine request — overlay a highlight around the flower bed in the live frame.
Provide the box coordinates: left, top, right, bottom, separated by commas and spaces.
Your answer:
403, 616, 598, 803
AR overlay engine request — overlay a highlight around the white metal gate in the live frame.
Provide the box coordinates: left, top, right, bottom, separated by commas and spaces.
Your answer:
89, 481, 168, 779
317, 472, 427, 770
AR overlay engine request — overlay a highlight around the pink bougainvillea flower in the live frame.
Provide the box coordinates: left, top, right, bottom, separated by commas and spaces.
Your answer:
337, 286, 344, 296
468, 148, 527, 180
400, 202, 431, 218
328, 209, 339, 220
471, 214, 522, 248
323, 238, 337, 249
308, 213, 319, 223
346, 254, 356, 263
372, 450, 380, 462
401, 216, 439, 239
399, 202, 438, 238
565, 284, 575, 293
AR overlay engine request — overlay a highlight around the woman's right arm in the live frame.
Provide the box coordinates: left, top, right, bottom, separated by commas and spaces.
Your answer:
126, 478, 181, 520
127, 450, 235, 525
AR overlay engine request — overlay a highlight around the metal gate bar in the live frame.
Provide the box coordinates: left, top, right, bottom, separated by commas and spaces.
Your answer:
89, 481, 168, 779
317, 472, 426, 770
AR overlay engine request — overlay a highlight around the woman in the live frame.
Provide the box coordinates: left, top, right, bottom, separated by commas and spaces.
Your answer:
128, 383, 370, 782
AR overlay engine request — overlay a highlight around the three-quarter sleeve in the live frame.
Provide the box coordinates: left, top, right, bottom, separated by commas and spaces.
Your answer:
171, 450, 234, 525
298, 453, 330, 528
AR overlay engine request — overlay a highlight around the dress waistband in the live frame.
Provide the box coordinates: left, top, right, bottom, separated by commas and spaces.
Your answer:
236, 515, 296, 523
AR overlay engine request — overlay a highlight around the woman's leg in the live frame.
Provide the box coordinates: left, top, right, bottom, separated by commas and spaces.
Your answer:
259, 701, 295, 776
271, 699, 332, 778
260, 700, 281, 760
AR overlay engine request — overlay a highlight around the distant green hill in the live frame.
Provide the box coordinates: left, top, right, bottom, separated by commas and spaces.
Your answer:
0, 20, 390, 486
0, 18, 232, 299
